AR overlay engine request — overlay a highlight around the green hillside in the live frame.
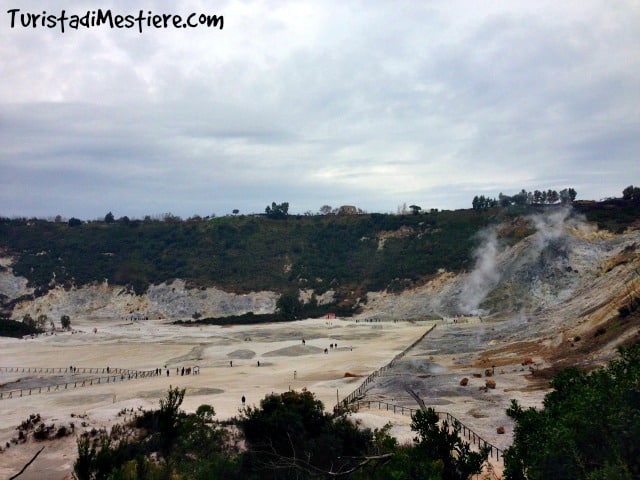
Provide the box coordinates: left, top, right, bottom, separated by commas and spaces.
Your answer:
0, 210, 494, 296
1, 195, 638, 305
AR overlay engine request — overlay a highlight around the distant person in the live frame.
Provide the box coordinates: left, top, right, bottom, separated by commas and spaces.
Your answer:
241, 395, 246, 406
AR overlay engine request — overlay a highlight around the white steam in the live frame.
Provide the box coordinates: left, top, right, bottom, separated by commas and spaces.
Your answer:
458, 207, 575, 315
458, 227, 503, 315
529, 207, 572, 251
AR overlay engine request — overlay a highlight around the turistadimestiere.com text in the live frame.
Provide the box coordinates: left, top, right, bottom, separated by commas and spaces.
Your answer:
6, 8, 224, 33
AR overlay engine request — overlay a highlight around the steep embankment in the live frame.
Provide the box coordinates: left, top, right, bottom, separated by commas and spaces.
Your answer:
356, 210, 639, 455
361, 208, 640, 367
7, 279, 278, 321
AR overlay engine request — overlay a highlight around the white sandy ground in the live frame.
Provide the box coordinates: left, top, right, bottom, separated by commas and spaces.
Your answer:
0, 317, 438, 479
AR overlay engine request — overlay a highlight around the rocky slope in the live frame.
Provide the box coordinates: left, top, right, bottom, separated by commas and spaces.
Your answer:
7, 279, 278, 321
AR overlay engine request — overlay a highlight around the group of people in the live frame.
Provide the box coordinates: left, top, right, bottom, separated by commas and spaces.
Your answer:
177, 366, 200, 376
150, 366, 201, 376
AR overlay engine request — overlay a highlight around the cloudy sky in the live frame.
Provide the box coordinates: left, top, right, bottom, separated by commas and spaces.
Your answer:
1, 1, 639, 220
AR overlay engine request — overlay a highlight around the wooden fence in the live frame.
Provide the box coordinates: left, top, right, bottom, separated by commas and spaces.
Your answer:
0, 366, 159, 400
335, 323, 504, 462
351, 399, 504, 462
338, 324, 437, 406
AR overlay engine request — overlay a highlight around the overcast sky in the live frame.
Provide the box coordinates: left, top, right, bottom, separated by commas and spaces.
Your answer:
1, 1, 639, 220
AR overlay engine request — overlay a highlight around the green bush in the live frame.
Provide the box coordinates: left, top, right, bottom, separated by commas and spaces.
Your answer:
503, 343, 640, 480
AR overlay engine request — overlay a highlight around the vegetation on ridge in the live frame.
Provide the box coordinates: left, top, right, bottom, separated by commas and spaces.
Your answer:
0, 209, 496, 298
1, 187, 638, 307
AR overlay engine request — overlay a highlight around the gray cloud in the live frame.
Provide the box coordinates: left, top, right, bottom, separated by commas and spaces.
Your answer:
1, 1, 638, 219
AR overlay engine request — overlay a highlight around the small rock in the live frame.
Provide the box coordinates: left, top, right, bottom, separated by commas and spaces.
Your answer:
497, 426, 505, 434
485, 379, 496, 389
459, 377, 469, 386
485, 368, 493, 377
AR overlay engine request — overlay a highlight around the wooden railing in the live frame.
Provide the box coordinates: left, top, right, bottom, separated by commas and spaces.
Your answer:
334, 323, 504, 463
350, 399, 504, 462
0, 366, 159, 400
338, 324, 436, 406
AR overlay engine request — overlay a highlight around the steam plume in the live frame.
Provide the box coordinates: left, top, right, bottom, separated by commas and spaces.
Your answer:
458, 227, 502, 315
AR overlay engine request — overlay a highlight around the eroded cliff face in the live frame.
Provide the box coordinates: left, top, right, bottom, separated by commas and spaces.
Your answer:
7, 280, 278, 321
0, 256, 32, 300
360, 214, 640, 330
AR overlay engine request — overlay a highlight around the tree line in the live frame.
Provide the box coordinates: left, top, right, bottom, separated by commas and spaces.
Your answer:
71, 387, 489, 480
472, 188, 577, 210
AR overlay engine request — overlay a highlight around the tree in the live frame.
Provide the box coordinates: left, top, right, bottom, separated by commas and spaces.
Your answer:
319, 205, 333, 215
499, 193, 511, 207
472, 195, 497, 211
68, 217, 82, 227
276, 292, 303, 320
409, 205, 422, 215
60, 315, 71, 330
623, 185, 640, 202
546, 189, 559, 204
533, 190, 543, 204
158, 385, 186, 461
512, 189, 529, 206
104, 212, 115, 224
73, 388, 238, 480
36, 314, 48, 331
409, 408, 489, 480
238, 390, 373, 479
559, 188, 577, 204
265, 202, 289, 219
503, 344, 640, 480
232, 209, 240, 215
22, 314, 34, 327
